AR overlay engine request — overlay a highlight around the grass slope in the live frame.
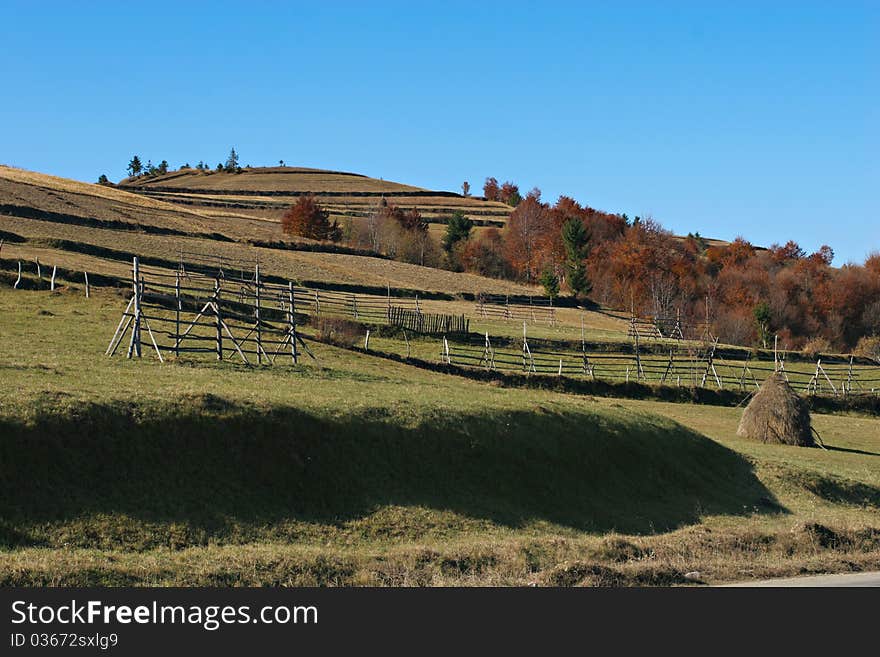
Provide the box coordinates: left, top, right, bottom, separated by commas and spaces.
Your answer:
1, 287, 879, 585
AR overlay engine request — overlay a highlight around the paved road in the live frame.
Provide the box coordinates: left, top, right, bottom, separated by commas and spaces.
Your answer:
724, 571, 880, 587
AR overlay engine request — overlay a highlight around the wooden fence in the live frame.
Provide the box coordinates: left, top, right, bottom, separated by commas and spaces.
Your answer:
388, 305, 468, 335
105, 257, 465, 363
474, 294, 556, 325
439, 329, 880, 397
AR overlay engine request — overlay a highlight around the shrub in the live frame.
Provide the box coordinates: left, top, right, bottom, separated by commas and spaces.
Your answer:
801, 336, 832, 359
309, 316, 362, 347
854, 336, 880, 363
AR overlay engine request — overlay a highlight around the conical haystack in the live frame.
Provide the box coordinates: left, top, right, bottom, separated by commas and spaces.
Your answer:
737, 373, 814, 447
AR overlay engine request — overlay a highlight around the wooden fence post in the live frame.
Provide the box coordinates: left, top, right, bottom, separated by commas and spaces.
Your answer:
215, 277, 223, 361
127, 257, 142, 358
255, 265, 262, 364
289, 281, 299, 364
174, 270, 181, 358
846, 355, 854, 396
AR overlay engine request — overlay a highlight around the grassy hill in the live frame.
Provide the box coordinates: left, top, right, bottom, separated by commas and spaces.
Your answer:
0, 286, 878, 585
0, 166, 530, 293
2, 164, 879, 586
0, 165, 632, 341
117, 166, 515, 244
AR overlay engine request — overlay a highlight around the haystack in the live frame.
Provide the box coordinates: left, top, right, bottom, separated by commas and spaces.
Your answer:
737, 373, 814, 447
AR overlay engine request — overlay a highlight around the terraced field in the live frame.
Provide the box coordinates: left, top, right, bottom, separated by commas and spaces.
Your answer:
118, 166, 515, 232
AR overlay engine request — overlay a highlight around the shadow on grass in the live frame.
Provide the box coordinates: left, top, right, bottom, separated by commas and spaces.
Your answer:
0, 396, 782, 548
825, 445, 880, 458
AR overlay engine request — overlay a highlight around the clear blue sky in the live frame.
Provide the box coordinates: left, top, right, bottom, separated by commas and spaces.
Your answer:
1, 2, 877, 264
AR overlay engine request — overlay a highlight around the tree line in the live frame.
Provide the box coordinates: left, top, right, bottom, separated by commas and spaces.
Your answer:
281, 177, 879, 355
106, 148, 245, 183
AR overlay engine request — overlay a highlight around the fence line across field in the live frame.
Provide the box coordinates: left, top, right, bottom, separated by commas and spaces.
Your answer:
437, 327, 880, 396
106, 258, 317, 365
105, 257, 470, 364
5, 250, 878, 397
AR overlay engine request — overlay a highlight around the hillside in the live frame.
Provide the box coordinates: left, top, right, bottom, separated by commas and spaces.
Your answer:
2, 164, 879, 587
1, 286, 879, 585
118, 166, 515, 241
0, 165, 533, 295
0, 165, 635, 341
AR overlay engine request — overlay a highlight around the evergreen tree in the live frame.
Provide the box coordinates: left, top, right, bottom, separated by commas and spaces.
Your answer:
226, 147, 239, 170
561, 218, 591, 297
127, 155, 142, 177
754, 301, 772, 348
442, 211, 473, 253
540, 268, 560, 300
97, 174, 110, 185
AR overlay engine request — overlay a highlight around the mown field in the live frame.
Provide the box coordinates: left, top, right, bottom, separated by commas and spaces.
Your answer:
119, 166, 515, 233
1, 285, 879, 586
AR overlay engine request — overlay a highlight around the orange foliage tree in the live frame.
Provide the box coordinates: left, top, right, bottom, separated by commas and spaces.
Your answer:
281, 195, 341, 242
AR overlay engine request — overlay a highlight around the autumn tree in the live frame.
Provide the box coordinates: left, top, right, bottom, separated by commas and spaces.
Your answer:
483, 177, 499, 201
461, 228, 510, 279
281, 195, 341, 242
865, 252, 880, 276
373, 204, 436, 266
499, 181, 521, 206
769, 240, 805, 263
504, 195, 549, 282
605, 219, 682, 318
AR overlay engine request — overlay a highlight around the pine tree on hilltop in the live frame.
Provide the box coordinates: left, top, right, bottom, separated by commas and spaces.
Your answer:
127, 155, 142, 178
226, 147, 239, 170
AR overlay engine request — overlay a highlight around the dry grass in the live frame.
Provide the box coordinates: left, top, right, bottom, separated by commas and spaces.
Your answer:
0, 165, 206, 212
125, 167, 427, 193
121, 167, 514, 226
0, 215, 539, 296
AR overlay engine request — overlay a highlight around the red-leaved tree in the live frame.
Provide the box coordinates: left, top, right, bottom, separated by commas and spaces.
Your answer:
281, 195, 341, 242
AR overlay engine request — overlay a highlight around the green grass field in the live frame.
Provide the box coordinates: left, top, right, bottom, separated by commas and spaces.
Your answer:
1, 286, 879, 586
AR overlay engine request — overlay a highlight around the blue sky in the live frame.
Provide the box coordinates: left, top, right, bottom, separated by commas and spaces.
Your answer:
1, 2, 876, 263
